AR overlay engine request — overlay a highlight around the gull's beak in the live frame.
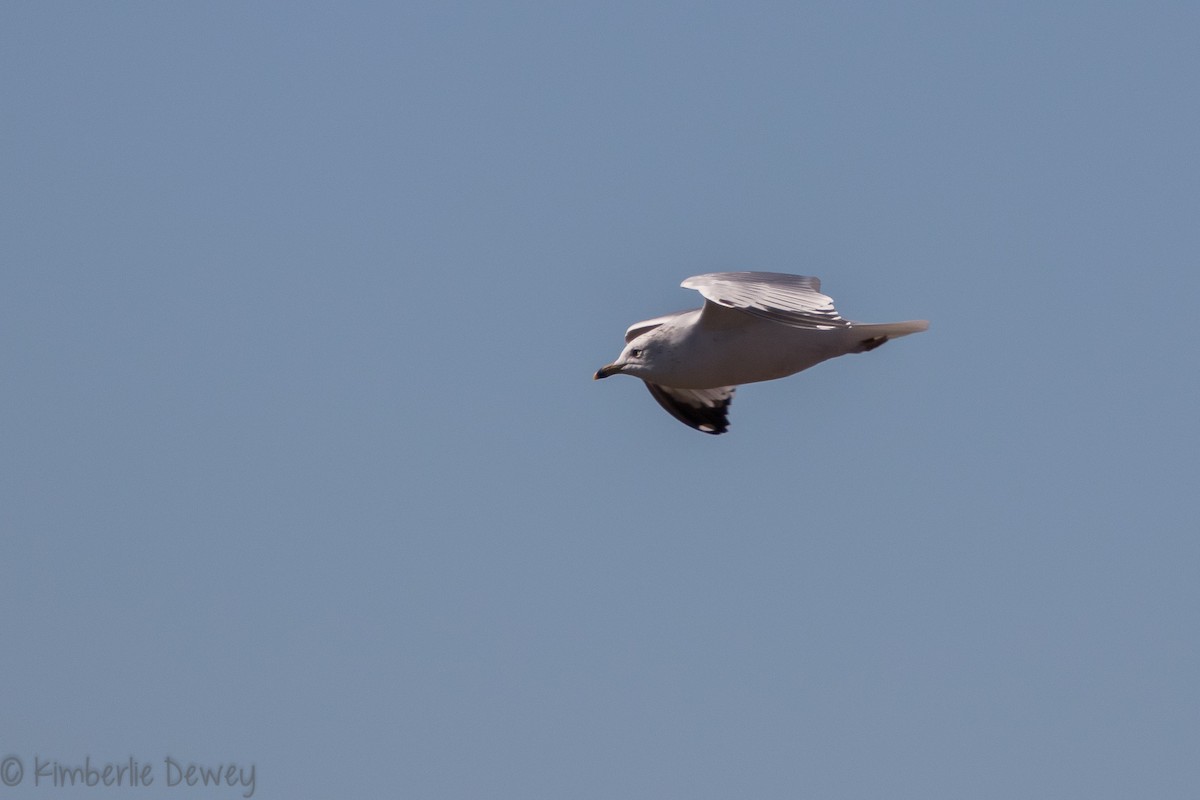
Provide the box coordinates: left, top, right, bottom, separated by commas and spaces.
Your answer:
593, 363, 622, 380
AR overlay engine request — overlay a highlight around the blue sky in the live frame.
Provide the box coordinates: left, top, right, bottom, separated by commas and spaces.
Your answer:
2, 2, 1198, 798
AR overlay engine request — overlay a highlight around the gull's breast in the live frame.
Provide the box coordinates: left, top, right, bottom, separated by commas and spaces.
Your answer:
661, 319, 853, 389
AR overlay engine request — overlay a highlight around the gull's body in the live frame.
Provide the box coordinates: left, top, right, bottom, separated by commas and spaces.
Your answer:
594, 272, 928, 434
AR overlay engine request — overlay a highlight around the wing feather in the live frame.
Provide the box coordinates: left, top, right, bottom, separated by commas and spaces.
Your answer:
624, 310, 691, 343
643, 383, 735, 435
682, 272, 848, 329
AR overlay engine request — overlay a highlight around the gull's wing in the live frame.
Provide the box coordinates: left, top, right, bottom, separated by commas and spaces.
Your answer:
644, 383, 735, 435
625, 310, 690, 343
682, 272, 849, 330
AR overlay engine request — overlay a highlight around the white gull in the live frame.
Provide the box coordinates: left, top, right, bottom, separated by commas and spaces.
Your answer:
594, 272, 928, 434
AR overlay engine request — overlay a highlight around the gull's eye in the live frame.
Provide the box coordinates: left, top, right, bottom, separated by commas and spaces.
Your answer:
630, 348, 644, 358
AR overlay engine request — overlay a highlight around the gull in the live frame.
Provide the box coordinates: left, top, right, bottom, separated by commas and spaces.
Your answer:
594, 272, 928, 434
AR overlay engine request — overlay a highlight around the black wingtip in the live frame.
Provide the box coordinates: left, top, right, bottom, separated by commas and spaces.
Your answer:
855, 335, 890, 353
644, 383, 733, 435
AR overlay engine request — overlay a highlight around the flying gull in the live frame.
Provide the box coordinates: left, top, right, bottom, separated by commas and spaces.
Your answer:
594, 272, 928, 434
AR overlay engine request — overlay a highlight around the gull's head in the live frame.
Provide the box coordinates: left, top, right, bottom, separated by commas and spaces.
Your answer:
594, 332, 659, 380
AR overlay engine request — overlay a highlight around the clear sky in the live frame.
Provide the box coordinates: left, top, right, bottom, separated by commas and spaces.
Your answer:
3, 2, 1198, 798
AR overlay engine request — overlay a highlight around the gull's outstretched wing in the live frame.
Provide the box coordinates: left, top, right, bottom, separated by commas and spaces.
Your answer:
644, 383, 735, 435
683, 272, 849, 330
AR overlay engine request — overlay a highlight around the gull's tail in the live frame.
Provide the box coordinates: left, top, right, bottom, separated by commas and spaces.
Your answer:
856, 319, 929, 338
848, 319, 929, 352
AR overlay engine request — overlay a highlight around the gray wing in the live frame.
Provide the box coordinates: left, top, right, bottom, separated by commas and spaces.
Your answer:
624, 310, 690, 343
644, 383, 735, 435
682, 272, 849, 329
